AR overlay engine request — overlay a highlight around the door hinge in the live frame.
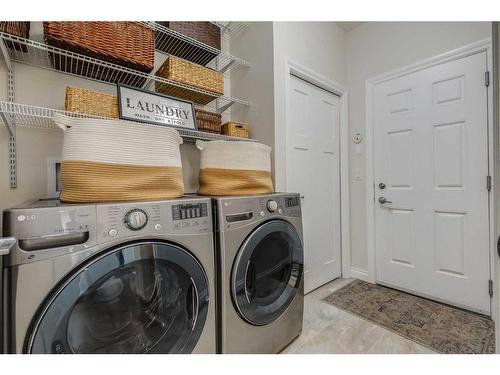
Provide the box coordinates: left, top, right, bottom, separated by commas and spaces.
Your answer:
489, 279, 494, 297
485, 71, 490, 87
487, 175, 492, 191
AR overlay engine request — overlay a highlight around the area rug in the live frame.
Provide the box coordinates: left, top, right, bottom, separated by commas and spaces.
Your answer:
321, 280, 495, 354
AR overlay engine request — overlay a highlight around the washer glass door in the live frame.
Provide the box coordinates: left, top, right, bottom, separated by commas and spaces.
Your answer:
232, 220, 303, 326
28, 241, 209, 354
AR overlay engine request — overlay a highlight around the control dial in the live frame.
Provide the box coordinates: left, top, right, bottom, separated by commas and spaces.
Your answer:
266, 200, 278, 213
124, 209, 148, 231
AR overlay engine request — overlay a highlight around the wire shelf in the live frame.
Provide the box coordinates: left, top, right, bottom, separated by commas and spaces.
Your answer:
142, 22, 250, 77
0, 101, 255, 142
0, 32, 250, 114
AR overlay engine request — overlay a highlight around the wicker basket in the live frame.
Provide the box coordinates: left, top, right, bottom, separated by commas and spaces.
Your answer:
0, 22, 30, 52
195, 109, 221, 134
221, 121, 249, 138
155, 56, 224, 105
156, 22, 221, 66
65, 87, 119, 118
44, 22, 155, 78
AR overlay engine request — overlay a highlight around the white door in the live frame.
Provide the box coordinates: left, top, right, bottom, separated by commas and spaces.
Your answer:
287, 74, 342, 294
373, 52, 491, 314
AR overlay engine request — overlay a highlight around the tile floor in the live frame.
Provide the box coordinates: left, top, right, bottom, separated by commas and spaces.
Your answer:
281, 278, 437, 354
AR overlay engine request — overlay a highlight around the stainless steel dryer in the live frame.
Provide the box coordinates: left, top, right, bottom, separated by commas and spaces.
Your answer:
213, 193, 304, 354
2, 197, 216, 354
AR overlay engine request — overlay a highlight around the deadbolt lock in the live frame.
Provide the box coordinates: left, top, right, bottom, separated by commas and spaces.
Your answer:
378, 182, 386, 189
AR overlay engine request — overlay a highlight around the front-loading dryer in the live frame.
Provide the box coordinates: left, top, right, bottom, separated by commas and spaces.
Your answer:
213, 193, 304, 354
2, 197, 215, 354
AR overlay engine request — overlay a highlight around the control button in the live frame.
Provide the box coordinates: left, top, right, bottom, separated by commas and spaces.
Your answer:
154, 224, 162, 231
108, 229, 118, 237
260, 211, 265, 217
124, 209, 148, 231
267, 200, 278, 212
278, 208, 283, 214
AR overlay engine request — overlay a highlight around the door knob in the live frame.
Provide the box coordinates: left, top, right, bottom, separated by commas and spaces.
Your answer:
378, 197, 392, 204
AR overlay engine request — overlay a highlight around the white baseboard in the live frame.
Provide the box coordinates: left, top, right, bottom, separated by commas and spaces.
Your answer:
349, 267, 370, 282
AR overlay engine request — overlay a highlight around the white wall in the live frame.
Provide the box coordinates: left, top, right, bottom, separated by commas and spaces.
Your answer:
345, 22, 492, 274
230, 22, 275, 157
272, 21, 347, 190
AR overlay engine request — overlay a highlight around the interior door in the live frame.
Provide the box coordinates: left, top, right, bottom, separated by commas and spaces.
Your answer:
374, 51, 490, 314
287, 74, 342, 293
27, 241, 209, 354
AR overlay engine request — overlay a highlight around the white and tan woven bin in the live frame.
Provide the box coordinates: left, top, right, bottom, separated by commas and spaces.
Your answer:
196, 140, 274, 196
54, 113, 184, 203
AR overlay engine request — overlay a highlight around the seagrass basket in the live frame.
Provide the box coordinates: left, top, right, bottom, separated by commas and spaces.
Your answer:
65, 87, 119, 118
155, 56, 224, 105
221, 121, 249, 138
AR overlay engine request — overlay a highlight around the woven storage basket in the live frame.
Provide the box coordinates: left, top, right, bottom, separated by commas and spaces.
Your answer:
44, 22, 155, 84
156, 22, 221, 66
195, 109, 221, 134
0, 22, 30, 51
54, 113, 184, 203
155, 56, 224, 105
196, 140, 273, 196
65, 87, 119, 118
221, 121, 249, 138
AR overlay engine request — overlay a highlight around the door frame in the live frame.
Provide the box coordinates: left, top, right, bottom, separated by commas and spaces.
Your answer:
276, 58, 351, 281
365, 38, 495, 316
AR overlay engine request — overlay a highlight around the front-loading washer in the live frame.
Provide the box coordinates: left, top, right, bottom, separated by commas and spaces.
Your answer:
2, 197, 216, 354
213, 193, 304, 353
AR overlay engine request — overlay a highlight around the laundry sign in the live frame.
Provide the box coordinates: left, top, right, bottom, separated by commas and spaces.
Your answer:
117, 84, 197, 129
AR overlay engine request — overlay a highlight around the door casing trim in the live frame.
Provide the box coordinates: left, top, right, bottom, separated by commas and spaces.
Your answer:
365, 38, 495, 318
277, 58, 351, 285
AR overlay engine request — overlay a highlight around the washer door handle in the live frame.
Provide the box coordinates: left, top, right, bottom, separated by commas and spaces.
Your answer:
188, 278, 199, 331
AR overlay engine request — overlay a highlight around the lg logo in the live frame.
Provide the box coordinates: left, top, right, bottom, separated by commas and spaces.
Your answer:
17, 214, 36, 222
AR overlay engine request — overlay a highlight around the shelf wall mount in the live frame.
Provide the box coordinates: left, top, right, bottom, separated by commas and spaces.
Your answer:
0, 37, 16, 188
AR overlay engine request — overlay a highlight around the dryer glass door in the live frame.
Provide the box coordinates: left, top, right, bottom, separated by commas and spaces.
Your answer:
232, 220, 303, 326
27, 241, 209, 354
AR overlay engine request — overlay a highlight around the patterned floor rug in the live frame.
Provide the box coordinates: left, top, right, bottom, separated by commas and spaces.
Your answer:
322, 280, 495, 354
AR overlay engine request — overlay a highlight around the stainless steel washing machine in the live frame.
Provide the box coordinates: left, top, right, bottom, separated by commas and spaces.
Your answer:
213, 193, 304, 354
2, 197, 216, 354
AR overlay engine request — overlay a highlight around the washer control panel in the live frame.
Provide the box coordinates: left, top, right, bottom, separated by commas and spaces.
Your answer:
96, 199, 211, 242
172, 202, 208, 221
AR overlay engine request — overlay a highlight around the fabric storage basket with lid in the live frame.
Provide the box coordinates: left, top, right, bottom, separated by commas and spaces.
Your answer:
196, 140, 273, 196
54, 113, 184, 203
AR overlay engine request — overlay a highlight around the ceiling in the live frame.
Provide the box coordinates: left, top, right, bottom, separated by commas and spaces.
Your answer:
336, 22, 365, 32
